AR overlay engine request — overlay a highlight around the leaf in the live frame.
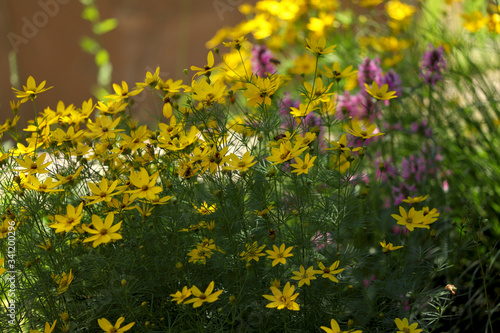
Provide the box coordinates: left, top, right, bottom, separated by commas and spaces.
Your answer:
82, 5, 99, 22
80, 36, 100, 54
95, 49, 109, 66
93, 18, 118, 35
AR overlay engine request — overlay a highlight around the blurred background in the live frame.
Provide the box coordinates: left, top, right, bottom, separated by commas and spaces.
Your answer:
0, 0, 258, 132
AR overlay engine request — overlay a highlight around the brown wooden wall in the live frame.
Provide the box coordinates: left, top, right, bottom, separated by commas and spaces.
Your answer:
0, 0, 256, 133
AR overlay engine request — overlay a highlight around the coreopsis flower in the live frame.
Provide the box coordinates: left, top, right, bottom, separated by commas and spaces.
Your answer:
323, 62, 358, 82
29, 320, 57, 333
422, 206, 440, 224
193, 202, 216, 215
98, 317, 135, 333
305, 36, 336, 56
52, 269, 74, 295
291, 265, 320, 287
24, 176, 64, 193
325, 134, 349, 151
187, 246, 212, 264
240, 241, 266, 262
267, 141, 308, 165
290, 153, 317, 175
266, 243, 294, 266
402, 194, 428, 203
223, 36, 247, 50
170, 286, 192, 304
191, 78, 226, 107
462, 11, 489, 32
380, 240, 403, 253
347, 119, 385, 140
136, 66, 161, 88
303, 76, 334, 105
364, 81, 397, 100
320, 318, 362, 333
318, 261, 344, 282
82, 178, 121, 205
243, 76, 280, 106
104, 81, 143, 102
0, 257, 6, 275
49, 203, 84, 233
37, 238, 53, 251
391, 206, 431, 231
126, 168, 162, 201
0, 218, 18, 239
184, 281, 223, 308
262, 282, 300, 311
223, 151, 257, 172
12, 76, 53, 104
15, 153, 52, 175
290, 103, 315, 118
359, 0, 383, 7
419, 44, 447, 85
86, 116, 124, 140
190, 51, 216, 78
394, 318, 422, 333
52, 126, 85, 145
83, 213, 122, 247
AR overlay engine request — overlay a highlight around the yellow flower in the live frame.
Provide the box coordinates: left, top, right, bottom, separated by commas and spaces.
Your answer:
290, 103, 315, 119
364, 81, 397, 100
222, 36, 247, 49
29, 320, 57, 333
82, 178, 121, 205
402, 194, 428, 203
104, 81, 143, 102
325, 134, 349, 151
266, 243, 293, 266
52, 269, 74, 295
223, 151, 257, 172
391, 206, 431, 231
184, 281, 223, 308
305, 36, 336, 56
323, 62, 358, 82
170, 286, 192, 304
386, 1, 416, 21
83, 213, 122, 247
380, 240, 403, 253
291, 265, 320, 287
37, 238, 52, 251
86, 115, 124, 140
15, 153, 52, 175
318, 261, 345, 282
126, 168, 163, 201
194, 202, 216, 215
321, 318, 362, 333
262, 282, 300, 311
462, 11, 488, 32
347, 119, 385, 140
191, 78, 226, 107
0, 257, 6, 275
267, 141, 308, 165
98, 317, 135, 333
243, 76, 280, 107
394, 317, 422, 333
359, 0, 383, 7
55, 166, 84, 186
240, 241, 266, 262
24, 176, 64, 193
422, 206, 440, 224
290, 153, 317, 175
190, 51, 216, 78
289, 53, 316, 75
136, 66, 161, 88
49, 203, 84, 233
12, 76, 53, 104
